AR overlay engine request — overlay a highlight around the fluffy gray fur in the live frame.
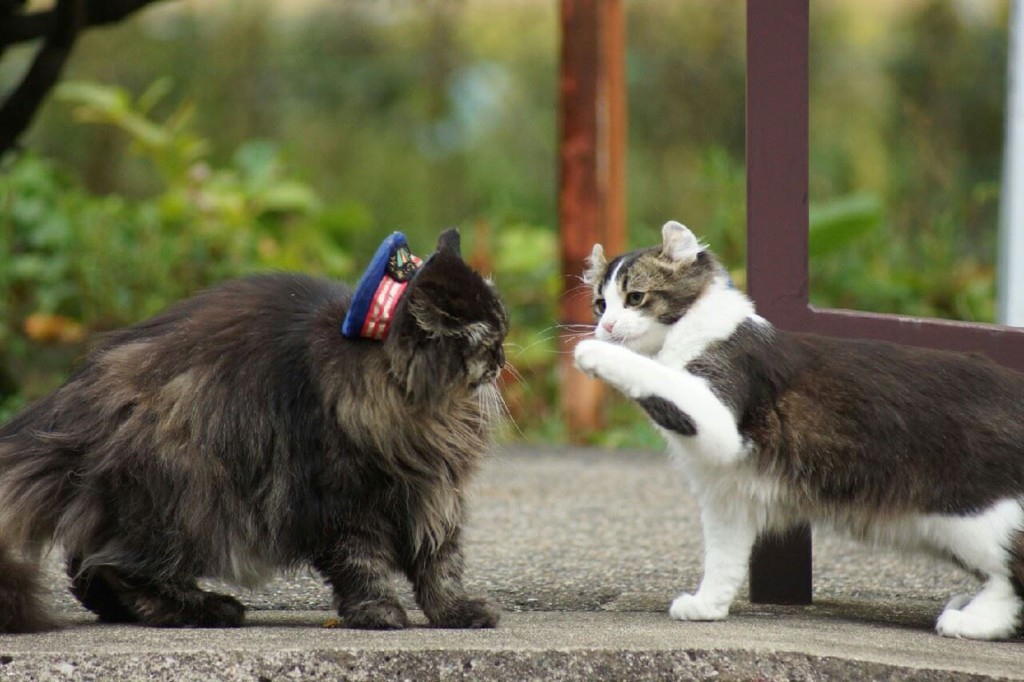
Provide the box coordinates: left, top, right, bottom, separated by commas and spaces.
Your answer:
0, 229, 508, 632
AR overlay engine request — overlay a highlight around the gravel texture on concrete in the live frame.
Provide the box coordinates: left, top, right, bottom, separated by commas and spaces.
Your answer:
7, 446, 1021, 680
0, 610, 1020, 682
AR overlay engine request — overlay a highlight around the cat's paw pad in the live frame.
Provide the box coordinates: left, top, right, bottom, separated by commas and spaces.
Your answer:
342, 600, 410, 630
429, 597, 501, 629
935, 603, 1018, 640
669, 593, 727, 621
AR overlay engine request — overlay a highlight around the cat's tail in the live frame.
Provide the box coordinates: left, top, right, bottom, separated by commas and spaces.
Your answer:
0, 544, 55, 632
0, 436, 63, 632
0, 392, 77, 633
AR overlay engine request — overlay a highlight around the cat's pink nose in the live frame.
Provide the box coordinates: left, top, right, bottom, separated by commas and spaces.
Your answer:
601, 320, 615, 333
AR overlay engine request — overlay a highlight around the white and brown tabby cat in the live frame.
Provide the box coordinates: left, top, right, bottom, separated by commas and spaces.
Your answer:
575, 221, 1024, 640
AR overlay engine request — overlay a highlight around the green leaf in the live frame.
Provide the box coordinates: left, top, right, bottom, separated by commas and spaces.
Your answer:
137, 78, 173, 115
55, 81, 126, 112
259, 182, 321, 214
809, 193, 882, 257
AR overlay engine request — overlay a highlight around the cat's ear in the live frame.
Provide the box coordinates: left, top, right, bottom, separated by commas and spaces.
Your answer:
406, 288, 459, 337
390, 340, 460, 403
583, 243, 606, 287
436, 229, 462, 258
385, 325, 461, 402
661, 221, 702, 263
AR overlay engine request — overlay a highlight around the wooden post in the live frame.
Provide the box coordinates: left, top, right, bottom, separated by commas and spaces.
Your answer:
746, 0, 813, 605
558, 0, 626, 439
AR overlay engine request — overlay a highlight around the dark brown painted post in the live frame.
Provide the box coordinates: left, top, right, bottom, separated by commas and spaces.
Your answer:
558, 0, 626, 437
746, 0, 813, 605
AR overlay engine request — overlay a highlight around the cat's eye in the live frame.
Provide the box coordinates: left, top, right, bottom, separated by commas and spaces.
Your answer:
593, 298, 606, 316
625, 291, 646, 307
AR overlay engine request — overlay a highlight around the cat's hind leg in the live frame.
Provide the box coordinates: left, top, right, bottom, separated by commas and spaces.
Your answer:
67, 559, 245, 628
133, 582, 245, 628
929, 499, 1023, 640
936, 576, 1020, 640
67, 557, 137, 624
574, 339, 744, 463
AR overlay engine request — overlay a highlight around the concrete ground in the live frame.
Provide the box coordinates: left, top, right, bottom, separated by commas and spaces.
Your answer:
1, 446, 1021, 680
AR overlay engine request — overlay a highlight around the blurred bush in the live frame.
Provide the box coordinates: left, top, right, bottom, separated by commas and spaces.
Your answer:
0, 79, 355, 420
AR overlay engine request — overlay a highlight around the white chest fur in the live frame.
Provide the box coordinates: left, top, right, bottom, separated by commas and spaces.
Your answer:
655, 278, 763, 368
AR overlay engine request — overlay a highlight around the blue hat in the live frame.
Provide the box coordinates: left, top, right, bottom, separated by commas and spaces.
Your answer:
341, 232, 422, 340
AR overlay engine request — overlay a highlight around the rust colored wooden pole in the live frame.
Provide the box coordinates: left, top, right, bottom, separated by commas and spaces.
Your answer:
558, 0, 626, 439
746, 0, 813, 605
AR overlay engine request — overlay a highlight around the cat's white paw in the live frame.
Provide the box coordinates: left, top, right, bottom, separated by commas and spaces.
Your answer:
573, 340, 640, 394
668, 593, 728, 621
936, 602, 1018, 640
573, 339, 610, 378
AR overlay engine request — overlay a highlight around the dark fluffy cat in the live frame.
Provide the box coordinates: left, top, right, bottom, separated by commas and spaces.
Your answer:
576, 221, 1024, 640
0, 229, 507, 632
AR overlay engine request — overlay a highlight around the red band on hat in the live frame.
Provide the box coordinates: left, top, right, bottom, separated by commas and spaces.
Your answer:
359, 255, 422, 340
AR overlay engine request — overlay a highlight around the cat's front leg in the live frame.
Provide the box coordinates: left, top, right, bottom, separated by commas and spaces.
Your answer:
314, 537, 410, 630
670, 502, 757, 622
406, 527, 500, 629
575, 339, 745, 463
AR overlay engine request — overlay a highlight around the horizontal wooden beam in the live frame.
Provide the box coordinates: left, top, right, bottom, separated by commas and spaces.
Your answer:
806, 308, 1024, 372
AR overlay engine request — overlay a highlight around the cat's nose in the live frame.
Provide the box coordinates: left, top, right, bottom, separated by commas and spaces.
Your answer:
601, 320, 615, 333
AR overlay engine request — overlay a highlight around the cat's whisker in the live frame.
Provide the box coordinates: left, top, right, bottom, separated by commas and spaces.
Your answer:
557, 283, 594, 303
519, 331, 598, 357
480, 385, 498, 425
511, 324, 595, 358
531, 323, 576, 337
490, 383, 525, 439
477, 390, 488, 424
511, 334, 562, 358
502, 361, 526, 385
527, 346, 589, 357
548, 331, 596, 346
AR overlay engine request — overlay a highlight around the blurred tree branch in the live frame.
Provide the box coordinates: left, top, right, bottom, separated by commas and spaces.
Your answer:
0, 0, 168, 158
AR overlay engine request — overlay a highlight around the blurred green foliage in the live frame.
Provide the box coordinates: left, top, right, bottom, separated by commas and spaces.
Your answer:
0, 0, 1011, 444
0, 79, 355, 420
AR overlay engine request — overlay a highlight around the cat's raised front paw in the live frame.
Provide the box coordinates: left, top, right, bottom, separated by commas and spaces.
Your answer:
574, 339, 614, 378
574, 339, 643, 395
669, 593, 728, 621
